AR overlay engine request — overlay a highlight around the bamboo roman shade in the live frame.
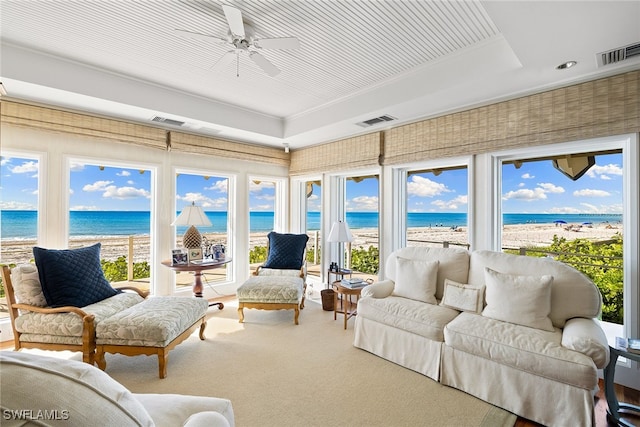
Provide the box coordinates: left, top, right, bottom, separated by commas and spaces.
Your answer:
1, 100, 167, 150
383, 70, 640, 165
289, 132, 382, 175
169, 131, 289, 166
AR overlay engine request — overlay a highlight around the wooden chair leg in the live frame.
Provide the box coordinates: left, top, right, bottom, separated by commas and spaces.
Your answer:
158, 349, 168, 379
198, 319, 207, 340
238, 306, 245, 323
95, 349, 106, 371
294, 307, 300, 325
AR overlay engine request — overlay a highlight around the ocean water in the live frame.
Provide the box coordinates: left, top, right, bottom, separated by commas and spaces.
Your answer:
0, 210, 622, 240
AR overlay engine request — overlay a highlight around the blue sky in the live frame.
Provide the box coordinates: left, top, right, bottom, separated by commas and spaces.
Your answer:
1, 153, 623, 214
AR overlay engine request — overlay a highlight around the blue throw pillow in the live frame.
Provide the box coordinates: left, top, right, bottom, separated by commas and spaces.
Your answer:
33, 244, 119, 308
262, 232, 309, 270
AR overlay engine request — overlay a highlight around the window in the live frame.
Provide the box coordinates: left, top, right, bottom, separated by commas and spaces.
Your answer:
344, 174, 379, 278
175, 170, 231, 292
406, 166, 469, 249
248, 176, 285, 270
0, 153, 41, 320
495, 135, 638, 356
68, 160, 152, 289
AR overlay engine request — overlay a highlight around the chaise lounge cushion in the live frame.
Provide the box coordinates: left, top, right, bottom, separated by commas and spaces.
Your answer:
444, 312, 598, 389
33, 244, 120, 308
15, 292, 144, 344
96, 296, 209, 347
237, 276, 303, 304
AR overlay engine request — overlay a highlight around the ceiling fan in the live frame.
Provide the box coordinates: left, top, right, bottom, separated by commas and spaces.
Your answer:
174, 4, 300, 77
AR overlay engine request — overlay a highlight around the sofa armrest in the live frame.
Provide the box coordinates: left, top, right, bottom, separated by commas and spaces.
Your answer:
561, 317, 610, 368
361, 279, 394, 298
184, 411, 231, 427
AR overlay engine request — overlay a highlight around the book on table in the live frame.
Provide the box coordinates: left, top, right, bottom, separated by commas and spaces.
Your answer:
615, 337, 640, 354
341, 278, 367, 289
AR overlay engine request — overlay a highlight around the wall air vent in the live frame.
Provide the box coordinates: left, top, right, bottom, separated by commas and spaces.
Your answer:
356, 114, 396, 128
597, 42, 640, 67
151, 116, 185, 127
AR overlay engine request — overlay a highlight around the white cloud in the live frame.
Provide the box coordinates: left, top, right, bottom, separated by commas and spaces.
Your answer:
117, 170, 131, 177
518, 182, 525, 187
69, 162, 85, 172
70, 205, 99, 211
431, 195, 468, 210
83, 180, 113, 192
586, 163, 622, 180
521, 173, 534, 179
503, 188, 547, 201
127, 180, 134, 185
547, 206, 582, 214
580, 202, 622, 213
0, 200, 36, 210
537, 182, 564, 193
178, 193, 227, 209
101, 185, 150, 200
573, 189, 611, 197
206, 180, 228, 193
1, 157, 11, 166
347, 195, 378, 211
251, 204, 273, 211
250, 180, 275, 192
10, 161, 38, 174
407, 175, 450, 197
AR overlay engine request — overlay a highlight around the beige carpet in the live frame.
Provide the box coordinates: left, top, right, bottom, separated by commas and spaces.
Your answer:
103, 298, 516, 427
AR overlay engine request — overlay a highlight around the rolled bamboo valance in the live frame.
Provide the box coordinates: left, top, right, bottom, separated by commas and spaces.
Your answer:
383, 70, 640, 165
0, 100, 167, 150
169, 131, 289, 167
289, 132, 382, 175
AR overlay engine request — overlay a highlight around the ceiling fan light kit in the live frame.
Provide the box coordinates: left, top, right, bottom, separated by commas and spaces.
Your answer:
175, 4, 300, 78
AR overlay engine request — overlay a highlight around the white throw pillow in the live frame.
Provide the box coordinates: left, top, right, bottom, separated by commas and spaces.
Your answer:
392, 257, 439, 304
482, 267, 554, 332
440, 278, 485, 313
11, 264, 48, 307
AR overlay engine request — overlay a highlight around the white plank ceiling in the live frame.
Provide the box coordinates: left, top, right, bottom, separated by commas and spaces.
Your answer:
1, 1, 639, 148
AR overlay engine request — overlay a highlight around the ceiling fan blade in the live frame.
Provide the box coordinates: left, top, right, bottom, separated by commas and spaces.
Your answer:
255, 37, 300, 50
249, 51, 280, 77
222, 5, 245, 38
174, 29, 227, 44
211, 50, 236, 71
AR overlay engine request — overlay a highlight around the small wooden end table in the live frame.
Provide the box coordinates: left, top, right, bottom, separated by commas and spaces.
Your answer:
604, 345, 640, 426
327, 269, 351, 288
332, 281, 363, 329
161, 258, 232, 309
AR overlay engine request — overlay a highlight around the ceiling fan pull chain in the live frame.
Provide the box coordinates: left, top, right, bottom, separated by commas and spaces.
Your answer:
236, 51, 240, 77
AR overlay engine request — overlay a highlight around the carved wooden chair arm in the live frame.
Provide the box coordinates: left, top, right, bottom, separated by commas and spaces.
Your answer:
12, 303, 95, 321
115, 286, 149, 298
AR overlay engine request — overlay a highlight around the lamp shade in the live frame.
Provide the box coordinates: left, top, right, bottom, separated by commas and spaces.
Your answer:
327, 220, 353, 243
172, 202, 212, 249
171, 202, 212, 227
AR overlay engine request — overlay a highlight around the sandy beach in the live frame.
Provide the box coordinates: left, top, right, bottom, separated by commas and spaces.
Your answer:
0, 222, 622, 266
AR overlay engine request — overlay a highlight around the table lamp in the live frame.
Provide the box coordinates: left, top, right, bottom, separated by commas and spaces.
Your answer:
327, 220, 354, 272
172, 202, 212, 249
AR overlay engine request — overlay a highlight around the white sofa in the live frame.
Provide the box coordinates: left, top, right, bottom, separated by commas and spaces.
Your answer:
354, 247, 609, 427
0, 351, 235, 426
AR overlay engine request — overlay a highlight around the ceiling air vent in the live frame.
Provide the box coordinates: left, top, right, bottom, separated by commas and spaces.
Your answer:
356, 114, 396, 128
597, 42, 640, 67
151, 116, 185, 127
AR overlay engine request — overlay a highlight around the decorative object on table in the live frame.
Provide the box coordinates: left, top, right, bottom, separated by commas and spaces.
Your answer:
341, 277, 372, 289
327, 220, 354, 272
188, 247, 203, 263
615, 336, 640, 354
172, 249, 188, 265
171, 201, 212, 249
213, 243, 226, 260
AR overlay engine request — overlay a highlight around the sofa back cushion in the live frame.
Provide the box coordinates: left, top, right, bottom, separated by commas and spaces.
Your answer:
0, 351, 155, 426
386, 247, 470, 300
469, 250, 602, 328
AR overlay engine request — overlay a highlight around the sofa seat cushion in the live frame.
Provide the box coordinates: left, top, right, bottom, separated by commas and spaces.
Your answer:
237, 276, 304, 304
444, 312, 597, 389
96, 296, 209, 347
358, 295, 460, 341
15, 292, 144, 338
